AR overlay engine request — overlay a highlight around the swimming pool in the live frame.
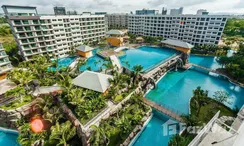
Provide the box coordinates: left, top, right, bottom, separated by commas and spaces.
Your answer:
119, 46, 178, 72
79, 55, 107, 72
146, 68, 244, 115
189, 55, 221, 70
49, 56, 76, 71
132, 110, 179, 146
0, 128, 19, 146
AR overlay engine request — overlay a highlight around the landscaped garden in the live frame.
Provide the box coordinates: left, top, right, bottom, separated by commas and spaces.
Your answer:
169, 86, 237, 145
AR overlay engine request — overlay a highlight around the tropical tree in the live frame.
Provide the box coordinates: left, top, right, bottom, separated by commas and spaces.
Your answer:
132, 64, 143, 85
192, 87, 209, 116
48, 121, 76, 146
169, 134, 192, 146
5, 86, 26, 102
213, 90, 233, 105
115, 115, 132, 138
89, 125, 109, 146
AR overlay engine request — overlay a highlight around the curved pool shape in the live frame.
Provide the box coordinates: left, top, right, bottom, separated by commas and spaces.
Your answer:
132, 110, 179, 146
189, 55, 221, 70
0, 128, 19, 146
119, 46, 178, 72
49, 56, 76, 71
79, 55, 107, 72
146, 68, 244, 115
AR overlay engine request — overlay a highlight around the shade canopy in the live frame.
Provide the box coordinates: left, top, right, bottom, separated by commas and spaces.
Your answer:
161, 39, 194, 49
76, 45, 94, 52
72, 71, 113, 93
106, 29, 125, 35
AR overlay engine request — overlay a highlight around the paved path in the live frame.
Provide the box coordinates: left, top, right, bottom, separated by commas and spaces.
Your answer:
142, 98, 183, 122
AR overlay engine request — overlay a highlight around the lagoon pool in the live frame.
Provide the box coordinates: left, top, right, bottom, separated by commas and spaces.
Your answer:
119, 46, 178, 72
189, 55, 221, 70
146, 68, 244, 115
0, 128, 19, 146
132, 110, 178, 146
49, 56, 76, 71
79, 55, 107, 72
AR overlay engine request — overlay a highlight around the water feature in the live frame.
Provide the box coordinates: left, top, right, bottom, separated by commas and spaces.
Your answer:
132, 110, 179, 146
146, 68, 244, 115
49, 56, 76, 71
0, 128, 19, 146
189, 55, 221, 70
119, 46, 178, 72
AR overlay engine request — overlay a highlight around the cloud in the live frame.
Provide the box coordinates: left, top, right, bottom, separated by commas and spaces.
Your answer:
234, 0, 244, 8
147, 0, 216, 7
0, 0, 243, 14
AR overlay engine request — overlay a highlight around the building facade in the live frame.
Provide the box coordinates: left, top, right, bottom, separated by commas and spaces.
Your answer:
135, 9, 159, 15
2, 5, 106, 60
54, 6, 66, 15
0, 43, 12, 78
106, 13, 128, 28
170, 7, 183, 15
128, 14, 227, 46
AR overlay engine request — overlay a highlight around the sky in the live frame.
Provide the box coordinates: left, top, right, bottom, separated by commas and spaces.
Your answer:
0, 0, 244, 15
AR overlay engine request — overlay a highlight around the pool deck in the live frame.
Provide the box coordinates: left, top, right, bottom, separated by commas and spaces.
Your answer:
97, 49, 124, 58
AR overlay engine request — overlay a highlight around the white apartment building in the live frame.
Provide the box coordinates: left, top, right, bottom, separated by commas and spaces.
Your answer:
2, 5, 107, 60
106, 13, 128, 28
128, 14, 228, 46
0, 43, 12, 75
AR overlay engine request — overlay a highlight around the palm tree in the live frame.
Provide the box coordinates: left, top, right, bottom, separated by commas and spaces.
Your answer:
132, 64, 143, 85
75, 59, 85, 73
49, 121, 76, 146
169, 134, 192, 146
192, 86, 208, 116
89, 125, 109, 146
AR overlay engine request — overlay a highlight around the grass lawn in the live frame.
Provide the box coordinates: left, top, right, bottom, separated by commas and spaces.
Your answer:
190, 97, 236, 125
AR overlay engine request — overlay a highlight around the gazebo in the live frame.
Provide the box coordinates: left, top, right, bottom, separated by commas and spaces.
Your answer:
136, 37, 144, 43
106, 30, 126, 47
76, 45, 94, 58
72, 71, 113, 93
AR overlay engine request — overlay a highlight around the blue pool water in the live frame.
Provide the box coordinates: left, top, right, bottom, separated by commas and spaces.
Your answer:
132, 110, 179, 146
0, 128, 19, 146
49, 56, 76, 71
146, 68, 244, 115
119, 46, 178, 72
189, 55, 221, 70
79, 49, 107, 72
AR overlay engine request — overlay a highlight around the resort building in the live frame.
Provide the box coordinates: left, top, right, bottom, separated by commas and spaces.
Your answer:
54, 6, 66, 15
170, 7, 184, 15
106, 13, 128, 28
197, 9, 209, 15
2, 5, 106, 60
106, 29, 126, 47
128, 14, 227, 46
0, 43, 12, 80
76, 45, 94, 58
135, 9, 159, 15
72, 71, 113, 93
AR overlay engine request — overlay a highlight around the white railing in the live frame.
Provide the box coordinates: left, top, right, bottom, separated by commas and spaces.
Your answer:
188, 111, 220, 146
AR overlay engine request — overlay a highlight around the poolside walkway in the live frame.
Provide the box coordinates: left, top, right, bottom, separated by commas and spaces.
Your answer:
143, 55, 181, 79
190, 63, 244, 87
142, 98, 183, 122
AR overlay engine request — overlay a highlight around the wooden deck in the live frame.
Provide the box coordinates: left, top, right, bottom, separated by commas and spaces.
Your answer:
142, 98, 184, 122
